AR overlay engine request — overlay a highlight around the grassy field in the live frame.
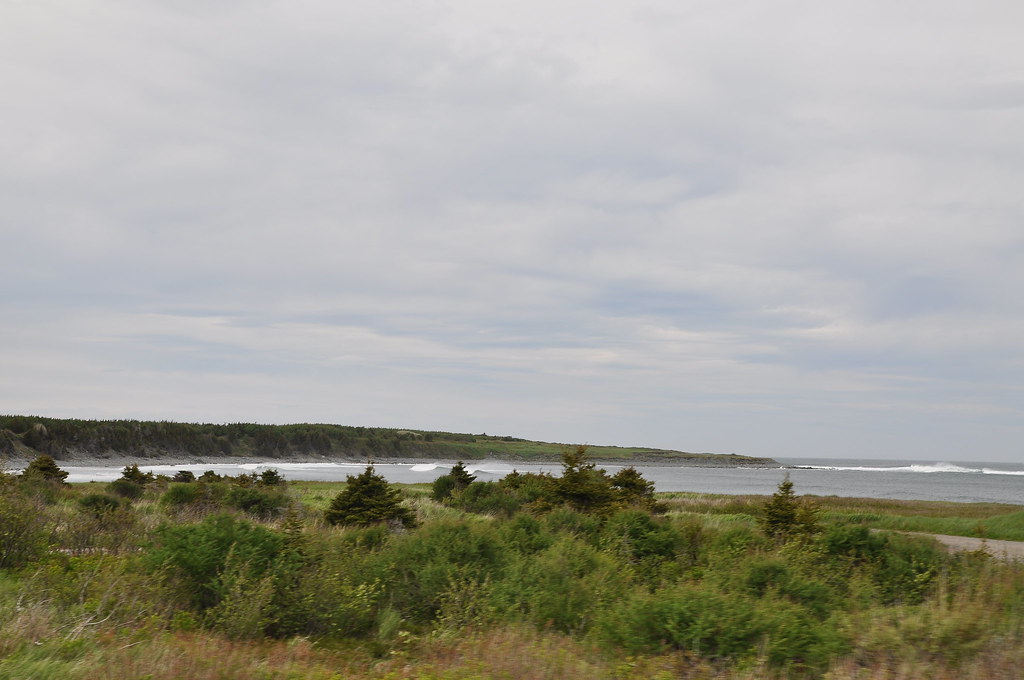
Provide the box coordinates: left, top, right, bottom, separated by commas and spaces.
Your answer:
660, 491, 1024, 541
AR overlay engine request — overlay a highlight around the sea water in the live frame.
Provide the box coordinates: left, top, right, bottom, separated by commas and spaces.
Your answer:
60, 458, 1024, 505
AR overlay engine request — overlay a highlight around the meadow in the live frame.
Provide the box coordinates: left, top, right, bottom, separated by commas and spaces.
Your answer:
1, 454, 1023, 679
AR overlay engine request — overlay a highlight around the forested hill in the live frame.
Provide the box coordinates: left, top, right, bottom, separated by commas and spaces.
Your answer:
0, 414, 779, 466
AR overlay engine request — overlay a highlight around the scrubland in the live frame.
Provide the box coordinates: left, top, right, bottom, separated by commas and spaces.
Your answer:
1, 456, 1022, 680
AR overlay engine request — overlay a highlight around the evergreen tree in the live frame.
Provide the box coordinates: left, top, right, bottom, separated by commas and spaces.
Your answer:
449, 461, 476, 488
325, 466, 417, 528
260, 469, 285, 486
22, 454, 68, 484
759, 475, 820, 539
431, 461, 477, 501
120, 464, 154, 486
552, 445, 617, 513
611, 466, 660, 510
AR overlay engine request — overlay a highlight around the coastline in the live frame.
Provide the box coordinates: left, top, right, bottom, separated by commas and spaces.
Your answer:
5, 451, 784, 470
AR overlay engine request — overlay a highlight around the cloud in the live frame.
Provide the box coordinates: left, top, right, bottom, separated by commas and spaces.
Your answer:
2, 0, 1024, 460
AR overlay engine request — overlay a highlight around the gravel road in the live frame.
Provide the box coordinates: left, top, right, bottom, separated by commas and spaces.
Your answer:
902, 531, 1024, 560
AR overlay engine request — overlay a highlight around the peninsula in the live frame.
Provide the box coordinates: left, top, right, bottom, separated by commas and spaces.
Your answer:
0, 414, 779, 467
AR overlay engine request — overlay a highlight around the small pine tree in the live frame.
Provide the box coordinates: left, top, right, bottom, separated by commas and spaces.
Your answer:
759, 475, 820, 540
325, 466, 417, 528
120, 464, 154, 486
22, 454, 68, 484
552, 445, 617, 513
611, 466, 660, 510
449, 461, 476, 487
259, 469, 285, 486
431, 461, 477, 501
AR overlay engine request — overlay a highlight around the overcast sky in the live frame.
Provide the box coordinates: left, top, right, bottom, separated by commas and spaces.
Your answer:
3, 1, 1023, 462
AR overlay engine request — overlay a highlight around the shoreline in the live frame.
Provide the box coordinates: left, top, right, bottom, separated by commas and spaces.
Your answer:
5, 452, 785, 470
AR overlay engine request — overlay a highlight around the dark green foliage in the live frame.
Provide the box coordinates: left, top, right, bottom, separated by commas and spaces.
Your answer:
161, 482, 204, 507
119, 464, 154, 486
0, 480, 48, 568
871, 533, 943, 604
106, 478, 144, 500
738, 558, 837, 619
171, 470, 196, 483
759, 476, 821, 540
372, 520, 504, 620
22, 454, 68, 483
448, 481, 523, 516
259, 469, 285, 486
821, 524, 886, 563
610, 466, 658, 508
431, 461, 477, 502
595, 583, 845, 670
78, 493, 123, 516
324, 466, 416, 528
449, 461, 476, 487
224, 486, 289, 519
600, 509, 683, 577
494, 535, 625, 633
550, 445, 618, 513
496, 514, 555, 555
147, 513, 285, 610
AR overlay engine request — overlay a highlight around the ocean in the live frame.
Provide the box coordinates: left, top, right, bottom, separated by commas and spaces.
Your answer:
61, 457, 1024, 506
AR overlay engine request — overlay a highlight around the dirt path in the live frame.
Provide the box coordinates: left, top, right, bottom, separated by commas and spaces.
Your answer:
901, 531, 1024, 560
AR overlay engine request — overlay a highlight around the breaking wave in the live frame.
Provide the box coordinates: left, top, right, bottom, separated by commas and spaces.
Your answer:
795, 462, 1024, 476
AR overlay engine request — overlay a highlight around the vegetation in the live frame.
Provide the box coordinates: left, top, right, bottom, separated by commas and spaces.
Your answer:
0, 450, 1022, 679
324, 465, 417, 528
0, 413, 778, 465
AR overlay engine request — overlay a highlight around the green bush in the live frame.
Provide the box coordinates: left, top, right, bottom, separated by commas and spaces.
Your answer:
431, 461, 476, 502
78, 493, 122, 516
21, 455, 67, 484
106, 478, 144, 500
372, 520, 505, 621
0, 485, 48, 568
224, 486, 289, 519
873, 533, 943, 605
147, 513, 285, 610
451, 481, 523, 516
493, 535, 625, 633
161, 482, 202, 507
595, 583, 844, 670
496, 514, 555, 555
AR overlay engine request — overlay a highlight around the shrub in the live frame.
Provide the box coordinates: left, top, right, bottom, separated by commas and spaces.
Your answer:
147, 513, 285, 610
595, 583, 844, 670
494, 535, 625, 633
106, 478, 144, 500
0, 485, 48, 568
759, 477, 820, 540
78, 493, 122, 517
324, 466, 416, 528
372, 520, 505, 621
119, 464, 154, 486
224, 486, 289, 519
259, 469, 285, 486
431, 461, 476, 502
451, 481, 523, 516
161, 482, 202, 507
550, 446, 617, 514
21, 455, 67, 484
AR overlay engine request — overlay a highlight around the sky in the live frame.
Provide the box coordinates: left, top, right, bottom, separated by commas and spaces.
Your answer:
2, 1, 1024, 462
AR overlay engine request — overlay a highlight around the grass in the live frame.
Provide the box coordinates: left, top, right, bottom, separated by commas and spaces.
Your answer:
659, 492, 1024, 542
